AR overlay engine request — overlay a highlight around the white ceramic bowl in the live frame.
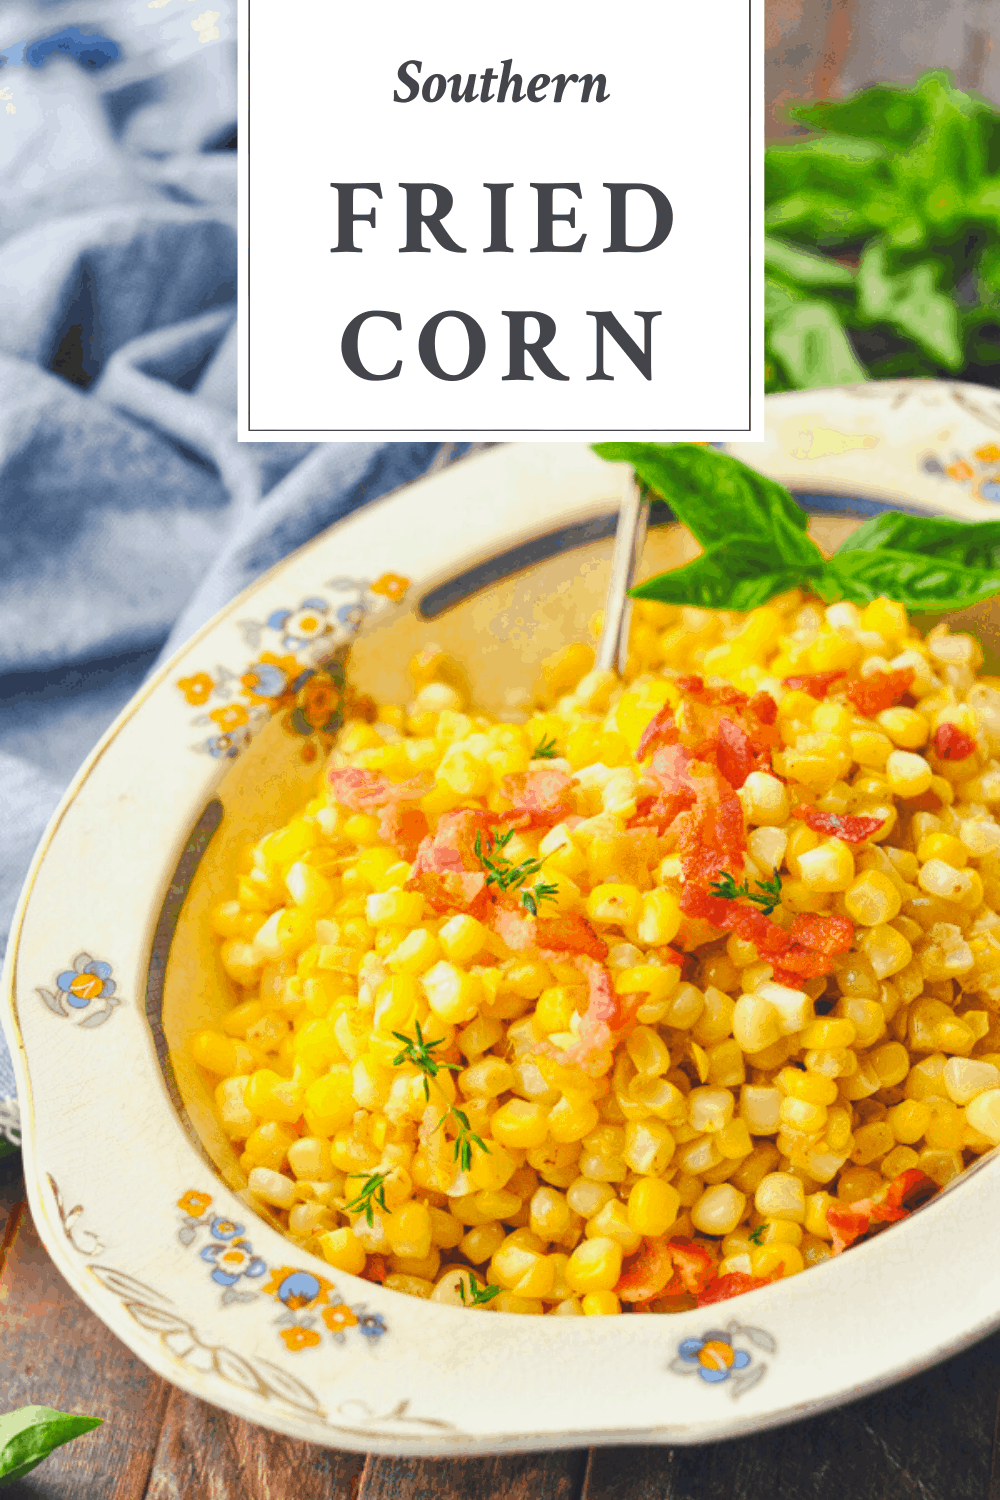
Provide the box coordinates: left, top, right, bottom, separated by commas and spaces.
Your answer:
8, 380, 1000, 1455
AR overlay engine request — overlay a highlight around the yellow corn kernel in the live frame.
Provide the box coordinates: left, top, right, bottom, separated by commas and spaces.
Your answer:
244, 1121, 298, 1171
779, 1096, 827, 1134
586, 883, 642, 927
247, 1166, 297, 1210
422, 962, 483, 1025
739, 1085, 782, 1135
850, 1120, 895, 1165
876, 707, 929, 749
585, 1198, 642, 1254
964, 1087, 1000, 1143
547, 1096, 600, 1144
706, 1040, 747, 1090
850, 729, 893, 769
688, 1086, 735, 1134
881, 1145, 920, 1178
869, 1041, 910, 1088
243, 1069, 303, 1124
836, 996, 886, 1049
529, 1186, 572, 1240
565, 1236, 623, 1293
303, 1067, 357, 1131
844, 870, 902, 927
636, 887, 682, 946
803, 1191, 836, 1239
858, 924, 913, 980
626, 1026, 671, 1078
372, 974, 419, 1034
535, 986, 582, 1035
490, 1099, 551, 1149
752, 1219, 803, 1247
918, 833, 969, 871
754, 1172, 806, 1222
887, 1099, 931, 1144
942, 1057, 1000, 1106
622, 1119, 675, 1175
691, 1183, 746, 1235
215, 1075, 255, 1139
459, 1223, 505, 1265
287, 1136, 334, 1181
568, 1177, 616, 1219
733, 993, 782, 1055
777, 1068, 838, 1106
716, 1118, 753, 1160
365, 890, 425, 928
800, 1017, 856, 1051
319, 1227, 367, 1275
797, 839, 855, 893
692, 987, 736, 1045
491, 1238, 555, 1297
384, 1200, 433, 1260
582, 1290, 621, 1316
627, 1177, 680, 1237
434, 913, 485, 965
886, 750, 933, 799
750, 1242, 804, 1279
386, 928, 442, 975
738, 771, 790, 827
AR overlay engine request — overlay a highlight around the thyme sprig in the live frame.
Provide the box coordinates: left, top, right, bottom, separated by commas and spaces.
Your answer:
531, 735, 559, 760
392, 1019, 460, 1101
748, 1224, 766, 1245
520, 880, 559, 917
435, 1104, 489, 1172
459, 1278, 502, 1306
708, 869, 784, 917
475, 827, 548, 899
344, 1171, 389, 1227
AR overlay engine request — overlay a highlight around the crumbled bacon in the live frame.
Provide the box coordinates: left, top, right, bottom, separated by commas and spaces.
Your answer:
681, 889, 852, 982
410, 809, 490, 876
489, 902, 608, 961
417, 870, 489, 918
783, 670, 846, 699
674, 761, 746, 884
748, 690, 778, 726
359, 1255, 387, 1283
716, 717, 755, 789
793, 804, 885, 844
697, 1271, 776, 1307
615, 1239, 675, 1303
845, 668, 915, 719
327, 767, 433, 858
933, 722, 977, 761
637, 705, 679, 760
498, 768, 575, 830
535, 950, 623, 1076
827, 1169, 934, 1255
663, 1238, 716, 1296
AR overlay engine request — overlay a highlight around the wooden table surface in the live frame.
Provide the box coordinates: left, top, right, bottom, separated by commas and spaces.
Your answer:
1, 1155, 999, 1499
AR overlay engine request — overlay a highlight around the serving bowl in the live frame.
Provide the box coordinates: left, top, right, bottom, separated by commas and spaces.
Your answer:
8, 380, 1000, 1454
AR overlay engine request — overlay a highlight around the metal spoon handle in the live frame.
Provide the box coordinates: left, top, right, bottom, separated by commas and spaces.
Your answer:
595, 478, 651, 676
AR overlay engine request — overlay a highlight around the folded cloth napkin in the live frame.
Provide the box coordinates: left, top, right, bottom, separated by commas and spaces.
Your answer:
0, 6, 476, 1147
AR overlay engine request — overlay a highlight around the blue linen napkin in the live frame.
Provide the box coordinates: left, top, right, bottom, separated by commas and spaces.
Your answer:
0, 5, 474, 1146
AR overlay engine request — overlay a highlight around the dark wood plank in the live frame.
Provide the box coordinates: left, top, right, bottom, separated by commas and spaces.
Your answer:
0, 1162, 171, 1500
357, 1449, 588, 1500
143, 1387, 365, 1500
582, 1330, 1000, 1500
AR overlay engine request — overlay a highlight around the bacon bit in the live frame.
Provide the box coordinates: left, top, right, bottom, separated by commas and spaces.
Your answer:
498, 768, 575, 829
377, 805, 429, 861
716, 717, 755, 789
748, 690, 778, 725
845, 668, 915, 719
536, 950, 621, 1076
675, 762, 746, 884
793, 804, 885, 844
416, 870, 489, 918
327, 768, 434, 858
662, 1238, 716, 1297
682, 889, 852, 984
697, 1271, 776, 1307
787, 912, 854, 955
783, 670, 847, 699
637, 705, 679, 760
827, 1169, 934, 1255
616, 1238, 674, 1303
411, 809, 490, 876
933, 722, 977, 761
359, 1255, 387, 1284
491, 902, 609, 962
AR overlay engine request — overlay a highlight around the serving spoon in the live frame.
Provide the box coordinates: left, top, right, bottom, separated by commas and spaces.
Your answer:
595, 478, 652, 676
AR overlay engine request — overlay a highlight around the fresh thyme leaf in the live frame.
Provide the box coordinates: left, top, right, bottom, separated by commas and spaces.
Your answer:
459, 1278, 502, 1306
748, 1224, 766, 1246
391, 1020, 460, 1101
746, 871, 783, 916
436, 1105, 490, 1171
520, 880, 559, 917
708, 870, 783, 915
475, 828, 546, 894
344, 1171, 389, 1227
531, 734, 559, 760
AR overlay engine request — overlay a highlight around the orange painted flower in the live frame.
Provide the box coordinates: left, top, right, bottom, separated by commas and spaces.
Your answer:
177, 1190, 212, 1217
975, 444, 1000, 463
264, 1267, 333, 1308
209, 703, 249, 731
241, 652, 301, 702
300, 676, 340, 729
280, 1326, 322, 1352
370, 571, 410, 602
69, 971, 104, 1000
947, 460, 975, 481
178, 672, 214, 706
322, 1303, 359, 1334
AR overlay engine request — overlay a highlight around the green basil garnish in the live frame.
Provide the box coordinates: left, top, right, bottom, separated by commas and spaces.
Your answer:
593, 442, 1000, 613
0, 1407, 102, 1485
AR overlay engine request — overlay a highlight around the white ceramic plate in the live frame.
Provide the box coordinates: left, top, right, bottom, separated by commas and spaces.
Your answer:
7, 381, 1000, 1456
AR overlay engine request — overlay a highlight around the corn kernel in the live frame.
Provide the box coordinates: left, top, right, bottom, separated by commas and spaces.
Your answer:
627, 1177, 680, 1237
490, 1099, 551, 1149
844, 870, 901, 927
942, 1057, 1000, 1105
886, 751, 933, 799
691, 1183, 746, 1235
750, 1242, 804, 1278
733, 993, 782, 1055
586, 884, 642, 927
565, 1237, 623, 1293
965, 1088, 1000, 1143
582, 1290, 621, 1316
754, 1172, 806, 1222
797, 839, 855, 893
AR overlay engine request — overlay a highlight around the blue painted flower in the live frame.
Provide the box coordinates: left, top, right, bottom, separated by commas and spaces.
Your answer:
268, 599, 331, 650
979, 479, 1000, 503
355, 1310, 388, 1341
677, 1331, 751, 1384
201, 1231, 267, 1288
276, 1270, 323, 1308
56, 956, 115, 1009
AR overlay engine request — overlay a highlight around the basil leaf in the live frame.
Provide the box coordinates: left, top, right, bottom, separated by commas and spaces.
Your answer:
630, 543, 808, 612
591, 443, 820, 567
836, 513, 1000, 569
0, 1407, 101, 1484
764, 191, 878, 242
857, 242, 962, 368
789, 84, 927, 147
767, 300, 869, 389
0, 1139, 16, 1162
764, 236, 855, 290
817, 548, 1000, 610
